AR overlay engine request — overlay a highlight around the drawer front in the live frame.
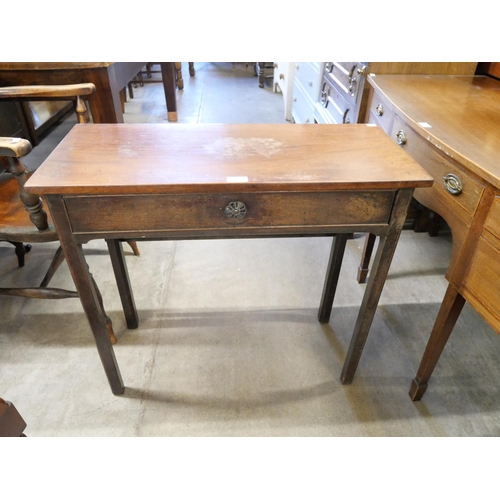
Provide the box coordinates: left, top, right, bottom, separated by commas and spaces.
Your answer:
366, 90, 395, 135
485, 196, 500, 239
291, 80, 315, 124
64, 191, 395, 234
462, 228, 500, 330
390, 115, 484, 216
293, 62, 321, 104
318, 78, 356, 124
324, 62, 367, 107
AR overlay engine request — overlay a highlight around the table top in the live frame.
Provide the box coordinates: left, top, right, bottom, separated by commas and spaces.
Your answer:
25, 123, 432, 196
0, 63, 113, 71
367, 74, 500, 190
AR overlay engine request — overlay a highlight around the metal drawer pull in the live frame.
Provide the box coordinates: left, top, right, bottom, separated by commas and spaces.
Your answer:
375, 104, 384, 116
443, 173, 463, 195
225, 201, 247, 219
396, 130, 407, 145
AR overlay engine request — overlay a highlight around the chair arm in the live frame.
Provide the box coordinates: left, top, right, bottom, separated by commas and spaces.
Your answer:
0, 137, 32, 158
0, 83, 96, 100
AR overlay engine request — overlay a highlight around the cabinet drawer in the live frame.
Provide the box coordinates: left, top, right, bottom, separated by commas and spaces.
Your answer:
324, 62, 366, 107
317, 78, 356, 124
293, 62, 321, 104
64, 191, 395, 234
390, 115, 484, 216
291, 80, 315, 124
366, 90, 395, 135
485, 196, 500, 240
463, 228, 500, 329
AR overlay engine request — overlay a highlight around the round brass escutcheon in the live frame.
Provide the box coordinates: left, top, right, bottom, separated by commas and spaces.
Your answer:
443, 173, 463, 195
225, 201, 247, 219
396, 130, 407, 145
375, 104, 384, 116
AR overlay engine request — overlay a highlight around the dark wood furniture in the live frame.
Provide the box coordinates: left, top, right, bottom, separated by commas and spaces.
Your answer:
0, 398, 26, 437
0, 84, 136, 345
138, 63, 195, 91
364, 74, 500, 400
0, 62, 179, 122
257, 63, 274, 88
25, 123, 432, 395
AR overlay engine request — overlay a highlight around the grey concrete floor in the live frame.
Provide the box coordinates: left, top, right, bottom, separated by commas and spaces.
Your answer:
2, 62, 500, 437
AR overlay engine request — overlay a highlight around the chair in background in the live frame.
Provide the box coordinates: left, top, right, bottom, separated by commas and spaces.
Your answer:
257, 62, 274, 88
0, 397, 26, 437
0, 83, 135, 344
140, 63, 195, 90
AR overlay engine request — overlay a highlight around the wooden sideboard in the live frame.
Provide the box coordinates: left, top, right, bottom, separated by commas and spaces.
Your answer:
365, 74, 500, 400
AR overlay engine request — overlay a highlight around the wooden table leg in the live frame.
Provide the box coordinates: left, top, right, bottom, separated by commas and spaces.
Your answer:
106, 240, 139, 329
341, 189, 414, 384
357, 233, 376, 284
409, 283, 466, 401
84, 67, 124, 123
46, 197, 125, 394
318, 234, 348, 323
160, 62, 178, 121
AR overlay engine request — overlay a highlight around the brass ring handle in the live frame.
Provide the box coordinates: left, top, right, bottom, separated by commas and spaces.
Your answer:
443, 173, 463, 195
225, 201, 247, 219
375, 104, 384, 116
396, 130, 407, 145
280, 73, 285, 80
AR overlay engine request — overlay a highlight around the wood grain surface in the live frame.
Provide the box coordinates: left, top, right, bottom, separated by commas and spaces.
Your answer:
25, 123, 433, 195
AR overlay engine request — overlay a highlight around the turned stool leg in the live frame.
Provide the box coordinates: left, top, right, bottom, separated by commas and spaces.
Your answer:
175, 62, 184, 90
9, 241, 31, 267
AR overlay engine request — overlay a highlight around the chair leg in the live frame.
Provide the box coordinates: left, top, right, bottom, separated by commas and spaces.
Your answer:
189, 62, 195, 76
175, 62, 184, 90
127, 241, 140, 256
9, 242, 31, 267
40, 245, 65, 287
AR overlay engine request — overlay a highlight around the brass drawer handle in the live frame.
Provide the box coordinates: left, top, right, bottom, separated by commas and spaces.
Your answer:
375, 104, 384, 116
443, 173, 463, 195
225, 201, 247, 219
396, 130, 407, 145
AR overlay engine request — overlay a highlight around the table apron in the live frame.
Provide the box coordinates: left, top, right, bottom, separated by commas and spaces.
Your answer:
61, 190, 396, 236
70, 224, 390, 243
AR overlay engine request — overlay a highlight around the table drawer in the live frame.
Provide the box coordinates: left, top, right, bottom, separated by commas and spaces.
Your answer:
64, 191, 395, 234
366, 90, 395, 135
390, 115, 484, 216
